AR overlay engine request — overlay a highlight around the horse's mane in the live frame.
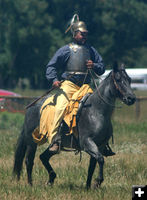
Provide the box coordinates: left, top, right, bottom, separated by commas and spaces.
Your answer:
98, 71, 112, 89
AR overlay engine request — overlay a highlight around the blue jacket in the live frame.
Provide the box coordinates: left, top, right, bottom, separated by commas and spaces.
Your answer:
46, 43, 105, 86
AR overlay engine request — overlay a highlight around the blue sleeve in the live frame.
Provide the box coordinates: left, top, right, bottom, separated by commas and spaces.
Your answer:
46, 45, 70, 83
90, 46, 105, 76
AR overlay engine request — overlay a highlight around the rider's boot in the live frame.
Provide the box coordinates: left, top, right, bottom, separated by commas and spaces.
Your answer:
102, 143, 116, 157
49, 123, 63, 153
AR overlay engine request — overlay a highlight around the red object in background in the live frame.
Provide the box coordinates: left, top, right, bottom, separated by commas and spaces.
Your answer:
0, 89, 21, 112
0, 89, 20, 100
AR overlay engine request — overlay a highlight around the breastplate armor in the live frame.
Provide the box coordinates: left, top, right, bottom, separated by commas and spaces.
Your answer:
66, 43, 91, 72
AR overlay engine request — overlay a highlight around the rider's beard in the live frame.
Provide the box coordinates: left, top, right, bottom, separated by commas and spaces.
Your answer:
75, 38, 86, 45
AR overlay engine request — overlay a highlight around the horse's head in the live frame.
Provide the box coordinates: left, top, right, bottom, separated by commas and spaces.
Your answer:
112, 62, 136, 105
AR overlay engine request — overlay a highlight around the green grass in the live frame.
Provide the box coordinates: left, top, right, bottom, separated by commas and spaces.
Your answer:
0, 96, 147, 200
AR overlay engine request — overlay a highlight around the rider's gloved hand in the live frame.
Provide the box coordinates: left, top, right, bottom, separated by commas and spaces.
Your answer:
86, 60, 94, 69
52, 81, 61, 88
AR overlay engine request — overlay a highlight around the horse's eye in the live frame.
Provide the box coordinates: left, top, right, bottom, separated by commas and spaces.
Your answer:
115, 73, 121, 80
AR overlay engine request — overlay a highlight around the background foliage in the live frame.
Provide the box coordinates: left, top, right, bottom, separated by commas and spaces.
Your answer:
0, 0, 147, 89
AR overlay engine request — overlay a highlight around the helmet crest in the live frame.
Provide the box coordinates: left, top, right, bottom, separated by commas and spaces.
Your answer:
65, 14, 88, 36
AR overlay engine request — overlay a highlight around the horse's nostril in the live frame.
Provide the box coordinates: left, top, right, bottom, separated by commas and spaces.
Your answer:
123, 95, 136, 105
127, 96, 136, 105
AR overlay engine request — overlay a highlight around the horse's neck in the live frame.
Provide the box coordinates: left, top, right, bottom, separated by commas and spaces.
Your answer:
92, 78, 116, 114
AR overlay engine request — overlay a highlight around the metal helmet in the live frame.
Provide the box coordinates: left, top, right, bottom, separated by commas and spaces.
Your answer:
71, 21, 88, 35
65, 14, 88, 36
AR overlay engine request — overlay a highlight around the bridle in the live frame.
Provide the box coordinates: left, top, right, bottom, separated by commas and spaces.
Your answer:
88, 69, 125, 108
111, 71, 126, 98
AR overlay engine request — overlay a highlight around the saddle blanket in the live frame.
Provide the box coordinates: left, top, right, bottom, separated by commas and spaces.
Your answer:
32, 84, 93, 145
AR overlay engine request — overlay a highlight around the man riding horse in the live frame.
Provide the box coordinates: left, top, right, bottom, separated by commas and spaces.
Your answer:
44, 14, 115, 156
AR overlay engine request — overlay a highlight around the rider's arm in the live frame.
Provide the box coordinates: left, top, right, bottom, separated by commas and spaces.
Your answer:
90, 46, 105, 76
46, 45, 70, 84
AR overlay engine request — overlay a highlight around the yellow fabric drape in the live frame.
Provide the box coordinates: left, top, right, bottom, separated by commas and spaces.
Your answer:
64, 84, 93, 134
32, 81, 93, 145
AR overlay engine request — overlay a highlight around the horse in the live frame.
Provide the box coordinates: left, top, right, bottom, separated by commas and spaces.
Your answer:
13, 63, 136, 189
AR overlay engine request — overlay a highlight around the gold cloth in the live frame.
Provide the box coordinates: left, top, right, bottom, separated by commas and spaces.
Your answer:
32, 81, 93, 145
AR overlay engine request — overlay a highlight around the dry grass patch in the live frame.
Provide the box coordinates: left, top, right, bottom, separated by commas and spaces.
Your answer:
0, 102, 147, 200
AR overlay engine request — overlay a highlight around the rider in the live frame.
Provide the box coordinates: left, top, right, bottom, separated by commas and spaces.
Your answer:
45, 14, 115, 156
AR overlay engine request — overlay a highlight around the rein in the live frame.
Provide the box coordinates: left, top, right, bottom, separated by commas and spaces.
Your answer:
112, 72, 126, 97
88, 69, 122, 108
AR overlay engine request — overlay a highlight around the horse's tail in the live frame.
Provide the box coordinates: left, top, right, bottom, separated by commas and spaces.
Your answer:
13, 127, 27, 180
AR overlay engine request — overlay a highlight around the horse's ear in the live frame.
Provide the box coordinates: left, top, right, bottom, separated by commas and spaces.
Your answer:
113, 61, 118, 72
120, 63, 125, 70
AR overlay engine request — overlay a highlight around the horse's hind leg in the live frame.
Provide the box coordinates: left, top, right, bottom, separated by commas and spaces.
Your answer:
40, 146, 58, 185
86, 156, 97, 189
25, 143, 37, 185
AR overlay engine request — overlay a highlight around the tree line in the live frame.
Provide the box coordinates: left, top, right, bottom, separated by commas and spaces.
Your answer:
0, 0, 147, 89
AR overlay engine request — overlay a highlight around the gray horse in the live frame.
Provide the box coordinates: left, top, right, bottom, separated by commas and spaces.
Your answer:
13, 63, 136, 189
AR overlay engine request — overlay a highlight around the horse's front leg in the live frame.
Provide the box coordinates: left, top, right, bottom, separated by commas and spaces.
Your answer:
84, 138, 104, 189
40, 146, 58, 185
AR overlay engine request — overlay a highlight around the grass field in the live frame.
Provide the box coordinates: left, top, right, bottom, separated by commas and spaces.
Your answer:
0, 90, 147, 200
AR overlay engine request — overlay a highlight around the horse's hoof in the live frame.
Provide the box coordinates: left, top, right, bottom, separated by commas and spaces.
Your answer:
93, 178, 103, 189
28, 181, 33, 186
47, 172, 56, 186
46, 181, 54, 186
93, 182, 100, 189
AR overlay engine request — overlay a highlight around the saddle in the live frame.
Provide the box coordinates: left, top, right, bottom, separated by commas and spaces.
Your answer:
32, 85, 93, 145
32, 90, 92, 146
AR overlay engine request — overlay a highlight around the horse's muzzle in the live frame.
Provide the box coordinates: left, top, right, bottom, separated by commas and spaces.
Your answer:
123, 94, 136, 105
